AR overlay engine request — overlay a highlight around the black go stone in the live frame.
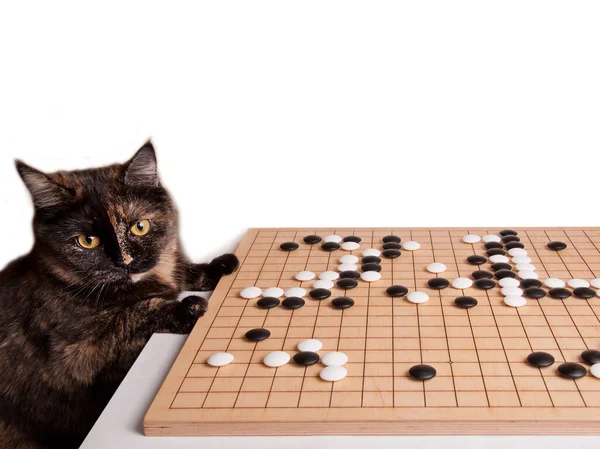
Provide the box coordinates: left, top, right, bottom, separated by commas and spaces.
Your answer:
332, 297, 355, 309
527, 351, 555, 367
282, 297, 305, 309
523, 287, 546, 299
547, 241, 567, 251
382, 235, 401, 243
343, 235, 361, 243
472, 270, 494, 280
500, 229, 518, 236
501, 235, 521, 244
256, 297, 280, 309
475, 278, 496, 290
339, 270, 360, 280
386, 285, 409, 297
491, 262, 512, 272
362, 256, 382, 264
495, 269, 517, 280
382, 249, 401, 259
558, 362, 587, 379
293, 351, 320, 366
245, 328, 271, 341
337, 278, 358, 289
455, 296, 478, 309
521, 278, 542, 289
549, 288, 572, 299
361, 263, 382, 272
505, 241, 525, 250
487, 249, 506, 257
485, 241, 504, 250
409, 364, 437, 380
280, 241, 299, 251
303, 235, 322, 244
309, 288, 331, 300
382, 242, 401, 250
467, 255, 487, 265
428, 277, 450, 289
573, 287, 596, 299
581, 349, 600, 365
321, 242, 340, 251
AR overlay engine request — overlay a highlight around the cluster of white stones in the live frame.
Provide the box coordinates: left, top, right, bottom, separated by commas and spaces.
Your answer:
263, 339, 348, 382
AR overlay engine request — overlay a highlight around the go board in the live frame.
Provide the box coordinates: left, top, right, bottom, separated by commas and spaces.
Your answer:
144, 228, 600, 436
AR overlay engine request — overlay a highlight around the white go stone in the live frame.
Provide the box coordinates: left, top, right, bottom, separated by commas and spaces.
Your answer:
263, 351, 290, 368
319, 366, 348, 382
319, 271, 339, 281
426, 263, 447, 274
207, 352, 234, 367
451, 278, 473, 289
568, 279, 590, 288
339, 255, 359, 264
313, 280, 334, 289
515, 263, 536, 271
297, 339, 323, 352
338, 263, 358, 272
544, 278, 566, 288
591, 279, 600, 289
462, 234, 481, 244
285, 287, 307, 298
295, 271, 316, 281
591, 363, 600, 379
504, 295, 527, 307
407, 291, 429, 304
518, 271, 539, 280
341, 241, 360, 251
482, 235, 502, 243
489, 255, 510, 264
401, 241, 421, 251
321, 351, 348, 366
323, 235, 342, 243
362, 248, 381, 257
262, 287, 284, 298
501, 287, 523, 296
240, 286, 262, 299
512, 256, 532, 264
499, 277, 520, 288
508, 248, 528, 257
361, 271, 381, 282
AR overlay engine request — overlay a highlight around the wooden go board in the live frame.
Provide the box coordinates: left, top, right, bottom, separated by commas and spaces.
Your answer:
145, 228, 600, 436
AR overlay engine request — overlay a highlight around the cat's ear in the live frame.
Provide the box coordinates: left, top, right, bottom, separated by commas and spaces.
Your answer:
15, 160, 73, 209
124, 140, 159, 187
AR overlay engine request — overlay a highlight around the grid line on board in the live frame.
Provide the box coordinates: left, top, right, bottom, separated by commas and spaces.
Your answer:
524, 229, 586, 406
169, 229, 262, 409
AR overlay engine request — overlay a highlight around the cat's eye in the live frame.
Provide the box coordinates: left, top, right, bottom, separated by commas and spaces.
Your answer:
130, 219, 151, 236
77, 235, 100, 249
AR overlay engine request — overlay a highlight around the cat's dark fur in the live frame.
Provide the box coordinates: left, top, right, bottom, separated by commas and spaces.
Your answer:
0, 142, 239, 449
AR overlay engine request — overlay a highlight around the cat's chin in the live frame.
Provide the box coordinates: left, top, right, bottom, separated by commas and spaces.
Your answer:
129, 271, 148, 283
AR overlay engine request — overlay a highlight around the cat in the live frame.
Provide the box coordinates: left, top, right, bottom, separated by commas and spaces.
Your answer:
0, 141, 239, 449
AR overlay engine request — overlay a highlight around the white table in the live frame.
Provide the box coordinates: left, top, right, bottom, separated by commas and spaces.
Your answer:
82, 294, 600, 449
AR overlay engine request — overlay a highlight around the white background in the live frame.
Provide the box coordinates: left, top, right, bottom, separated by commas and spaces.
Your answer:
1, 1, 599, 268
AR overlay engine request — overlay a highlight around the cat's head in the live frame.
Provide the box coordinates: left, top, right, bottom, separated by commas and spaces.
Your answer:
16, 141, 179, 288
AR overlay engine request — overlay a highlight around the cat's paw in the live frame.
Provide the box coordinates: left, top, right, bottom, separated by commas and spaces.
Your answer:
209, 253, 239, 276
175, 295, 208, 333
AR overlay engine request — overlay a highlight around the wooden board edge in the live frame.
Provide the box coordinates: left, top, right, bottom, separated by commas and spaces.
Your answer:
144, 419, 600, 436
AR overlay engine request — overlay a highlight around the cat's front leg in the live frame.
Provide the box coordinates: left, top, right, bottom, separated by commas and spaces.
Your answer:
133, 296, 208, 334
184, 253, 239, 291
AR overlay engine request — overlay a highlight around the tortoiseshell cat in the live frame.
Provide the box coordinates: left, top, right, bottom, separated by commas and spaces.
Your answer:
0, 142, 239, 449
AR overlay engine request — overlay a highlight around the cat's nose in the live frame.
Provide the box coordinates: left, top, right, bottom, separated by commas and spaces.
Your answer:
114, 253, 134, 268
